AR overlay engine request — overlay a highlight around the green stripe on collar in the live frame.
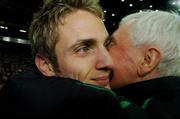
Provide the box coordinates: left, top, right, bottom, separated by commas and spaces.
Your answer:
119, 100, 131, 109
142, 98, 153, 109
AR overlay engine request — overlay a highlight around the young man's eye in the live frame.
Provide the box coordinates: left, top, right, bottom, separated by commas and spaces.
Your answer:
72, 40, 95, 56
76, 46, 89, 53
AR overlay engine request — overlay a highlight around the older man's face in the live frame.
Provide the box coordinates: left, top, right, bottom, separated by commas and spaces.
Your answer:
109, 23, 143, 88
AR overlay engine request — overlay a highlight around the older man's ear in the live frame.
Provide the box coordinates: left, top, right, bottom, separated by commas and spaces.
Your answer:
137, 46, 161, 77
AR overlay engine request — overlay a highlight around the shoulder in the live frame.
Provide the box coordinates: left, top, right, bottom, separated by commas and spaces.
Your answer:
6, 71, 117, 97
0, 70, 118, 103
75, 81, 117, 96
0, 71, 122, 118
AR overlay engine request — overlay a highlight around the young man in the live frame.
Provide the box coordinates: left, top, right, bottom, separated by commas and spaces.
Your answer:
0, 0, 123, 118
109, 10, 180, 118
30, 0, 113, 89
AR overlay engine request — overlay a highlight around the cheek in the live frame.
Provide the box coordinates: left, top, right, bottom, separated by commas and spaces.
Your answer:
110, 46, 138, 80
110, 46, 135, 68
60, 57, 94, 82
112, 49, 135, 75
56, 56, 79, 78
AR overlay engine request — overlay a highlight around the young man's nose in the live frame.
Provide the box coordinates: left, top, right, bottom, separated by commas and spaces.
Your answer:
95, 48, 114, 70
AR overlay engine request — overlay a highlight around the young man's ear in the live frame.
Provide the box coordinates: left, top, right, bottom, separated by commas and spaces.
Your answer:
137, 46, 161, 77
35, 54, 55, 76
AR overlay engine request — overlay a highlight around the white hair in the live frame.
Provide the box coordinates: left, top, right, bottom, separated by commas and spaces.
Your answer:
120, 10, 180, 77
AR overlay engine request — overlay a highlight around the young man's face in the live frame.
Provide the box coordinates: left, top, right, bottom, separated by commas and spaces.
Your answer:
55, 10, 113, 89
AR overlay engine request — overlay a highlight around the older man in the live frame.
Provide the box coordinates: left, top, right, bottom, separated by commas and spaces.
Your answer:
109, 10, 180, 118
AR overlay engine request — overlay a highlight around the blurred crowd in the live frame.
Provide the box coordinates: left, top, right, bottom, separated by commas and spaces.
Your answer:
0, 41, 34, 87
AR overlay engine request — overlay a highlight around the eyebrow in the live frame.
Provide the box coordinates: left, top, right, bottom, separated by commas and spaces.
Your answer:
68, 38, 97, 50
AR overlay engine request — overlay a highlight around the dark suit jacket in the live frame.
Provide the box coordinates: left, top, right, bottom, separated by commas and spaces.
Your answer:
114, 76, 180, 119
0, 71, 123, 119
